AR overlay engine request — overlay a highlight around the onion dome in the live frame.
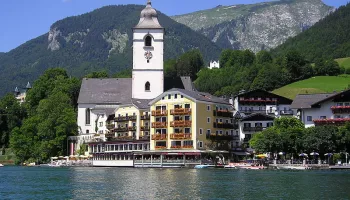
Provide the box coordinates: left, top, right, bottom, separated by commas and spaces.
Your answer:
134, 0, 163, 29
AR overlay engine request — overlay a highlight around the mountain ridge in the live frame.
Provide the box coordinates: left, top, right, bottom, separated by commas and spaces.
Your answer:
0, 5, 221, 96
171, 0, 334, 52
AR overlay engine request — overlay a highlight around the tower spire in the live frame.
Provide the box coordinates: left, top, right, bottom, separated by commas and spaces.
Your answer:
147, 0, 151, 5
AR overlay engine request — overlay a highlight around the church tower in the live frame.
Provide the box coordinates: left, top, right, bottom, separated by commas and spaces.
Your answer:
132, 0, 164, 99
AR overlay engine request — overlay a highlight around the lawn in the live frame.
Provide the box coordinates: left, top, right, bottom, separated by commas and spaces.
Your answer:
273, 76, 350, 99
336, 57, 350, 69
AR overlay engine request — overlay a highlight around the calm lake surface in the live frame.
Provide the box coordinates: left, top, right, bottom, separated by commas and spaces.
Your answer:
0, 167, 350, 200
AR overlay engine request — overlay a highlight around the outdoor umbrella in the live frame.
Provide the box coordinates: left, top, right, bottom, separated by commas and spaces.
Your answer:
278, 152, 285, 155
310, 152, 319, 156
299, 153, 308, 157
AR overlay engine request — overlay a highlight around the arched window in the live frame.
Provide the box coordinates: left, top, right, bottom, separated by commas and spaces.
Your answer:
86, 108, 91, 125
145, 35, 152, 47
145, 82, 150, 91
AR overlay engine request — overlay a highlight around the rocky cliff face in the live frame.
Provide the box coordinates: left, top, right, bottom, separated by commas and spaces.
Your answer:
172, 0, 334, 52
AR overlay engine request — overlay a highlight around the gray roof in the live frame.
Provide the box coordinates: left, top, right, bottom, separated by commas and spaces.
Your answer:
181, 76, 196, 91
132, 99, 151, 109
161, 88, 231, 105
78, 78, 132, 104
134, 1, 163, 29
291, 93, 335, 109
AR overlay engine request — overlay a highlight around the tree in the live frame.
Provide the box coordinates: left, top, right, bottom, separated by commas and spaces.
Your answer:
256, 50, 273, 64
164, 59, 177, 77
250, 127, 282, 153
112, 69, 131, 78
85, 70, 109, 78
175, 49, 204, 77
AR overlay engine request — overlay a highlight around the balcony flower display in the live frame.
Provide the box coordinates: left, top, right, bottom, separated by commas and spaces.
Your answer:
314, 118, 350, 125
331, 106, 350, 114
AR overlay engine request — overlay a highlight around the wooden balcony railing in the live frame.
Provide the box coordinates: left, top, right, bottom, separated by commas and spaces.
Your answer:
213, 122, 235, 129
115, 127, 128, 132
115, 116, 137, 122
314, 118, 350, 125
206, 134, 233, 141
141, 126, 150, 131
152, 110, 168, 116
213, 110, 233, 118
243, 127, 264, 132
139, 135, 150, 140
170, 145, 194, 149
155, 146, 167, 150
170, 120, 192, 127
170, 133, 192, 140
152, 122, 167, 128
141, 115, 151, 120
106, 124, 115, 130
110, 136, 135, 141
105, 133, 115, 138
151, 134, 168, 140
128, 126, 137, 131
170, 108, 191, 115
331, 106, 350, 114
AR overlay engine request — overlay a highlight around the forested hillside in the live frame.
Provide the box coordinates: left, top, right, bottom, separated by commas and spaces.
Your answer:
0, 5, 221, 96
272, 3, 350, 61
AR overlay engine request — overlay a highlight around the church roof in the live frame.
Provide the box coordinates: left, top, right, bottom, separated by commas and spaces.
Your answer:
78, 78, 132, 104
134, 0, 163, 29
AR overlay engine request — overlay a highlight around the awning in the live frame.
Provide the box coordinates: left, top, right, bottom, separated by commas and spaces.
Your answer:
232, 152, 250, 156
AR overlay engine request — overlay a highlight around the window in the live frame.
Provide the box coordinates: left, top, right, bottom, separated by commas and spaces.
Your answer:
199, 128, 203, 135
185, 104, 190, 108
337, 103, 344, 106
145, 82, 150, 91
162, 97, 164, 100
199, 141, 203, 148
206, 129, 211, 135
207, 117, 210, 123
320, 116, 327, 119
181, 95, 184, 98
168, 94, 171, 99
86, 130, 89, 134
145, 35, 152, 46
85, 108, 91, 125
207, 105, 211, 111
307, 116, 313, 122
175, 94, 177, 99
99, 122, 103, 127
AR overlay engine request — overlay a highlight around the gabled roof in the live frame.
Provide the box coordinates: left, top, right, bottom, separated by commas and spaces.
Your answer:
149, 88, 230, 105
180, 76, 197, 92
132, 99, 151, 109
291, 93, 335, 109
235, 89, 293, 104
78, 78, 132, 104
310, 89, 350, 107
241, 113, 275, 121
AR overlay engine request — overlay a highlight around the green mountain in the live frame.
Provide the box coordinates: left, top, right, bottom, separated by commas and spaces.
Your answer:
273, 3, 350, 62
0, 5, 221, 96
172, 0, 333, 52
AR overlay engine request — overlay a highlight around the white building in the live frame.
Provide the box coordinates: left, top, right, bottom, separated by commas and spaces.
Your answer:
70, 0, 195, 156
291, 90, 350, 128
231, 89, 293, 151
208, 61, 220, 69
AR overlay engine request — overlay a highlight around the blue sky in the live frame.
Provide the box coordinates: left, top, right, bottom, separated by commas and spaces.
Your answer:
0, 0, 348, 52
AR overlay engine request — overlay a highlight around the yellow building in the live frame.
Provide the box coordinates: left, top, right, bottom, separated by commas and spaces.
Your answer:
149, 88, 235, 152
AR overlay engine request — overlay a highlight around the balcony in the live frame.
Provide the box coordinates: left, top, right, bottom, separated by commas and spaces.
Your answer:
115, 116, 137, 122
213, 122, 235, 129
241, 110, 267, 114
128, 126, 137, 131
155, 146, 167, 150
115, 127, 128, 132
243, 127, 264, 132
239, 98, 277, 104
206, 134, 233, 141
106, 123, 115, 130
152, 110, 168, 116
110, 136, 135, 141
280, 110, 294, 115
170, 133, 192, 140
139, 135, 150, 140
331, 106, 350, 114
170, 145, 194, 149
141, 115, 150, 120
141, 126, 150, 131
151, 134, 168, 140
314, 118, 350, 126
170, 120, 192, 127
213, 110, 233, 118
152, 122, 167, 128
232, 135, 240, 140
170, 108, 192, 115
105, 133, 115, 138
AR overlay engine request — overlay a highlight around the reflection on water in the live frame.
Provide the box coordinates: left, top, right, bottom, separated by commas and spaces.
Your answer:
1, 167, 350, 199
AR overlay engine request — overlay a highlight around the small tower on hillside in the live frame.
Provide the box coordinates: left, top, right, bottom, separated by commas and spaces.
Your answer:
132, 0, 164, 99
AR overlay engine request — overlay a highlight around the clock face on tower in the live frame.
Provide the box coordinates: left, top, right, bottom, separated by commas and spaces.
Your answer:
144, 51, 153, 60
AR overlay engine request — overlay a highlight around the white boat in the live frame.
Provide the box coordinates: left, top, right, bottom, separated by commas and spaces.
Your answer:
236, 165, 265, 170
194, 164, 215, 169
0, 163, 4, 167
224, 163, 237, 169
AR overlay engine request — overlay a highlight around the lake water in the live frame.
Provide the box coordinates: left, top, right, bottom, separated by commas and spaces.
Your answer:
0, 167, 350, 200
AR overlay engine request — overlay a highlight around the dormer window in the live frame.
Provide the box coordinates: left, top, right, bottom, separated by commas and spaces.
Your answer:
145, 81, 150, 91
145, 35, 152, 47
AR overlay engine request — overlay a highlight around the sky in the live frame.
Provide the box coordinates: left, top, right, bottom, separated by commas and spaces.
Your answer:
0, 0, 348, 52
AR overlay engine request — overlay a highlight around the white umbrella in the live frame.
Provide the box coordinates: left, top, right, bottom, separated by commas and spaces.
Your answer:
310, 152, 319, 156
278, 152, 285, 155
324, 153, 333, 156
299, 153, 308, 157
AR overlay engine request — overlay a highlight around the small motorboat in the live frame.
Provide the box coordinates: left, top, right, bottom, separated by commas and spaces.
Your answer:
194, 164, 215, 169
236, 164, 265, 170
277, 165, 310, 170
224, 163, 237, 169
0, 163, 4, 167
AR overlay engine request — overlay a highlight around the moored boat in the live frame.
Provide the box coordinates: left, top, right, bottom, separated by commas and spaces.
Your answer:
277, 165, 311, 170
194, 165, 215, 169
0, 163, 4, 167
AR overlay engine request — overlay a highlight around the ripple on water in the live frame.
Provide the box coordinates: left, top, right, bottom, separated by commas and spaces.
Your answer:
1, 167, 350, 200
